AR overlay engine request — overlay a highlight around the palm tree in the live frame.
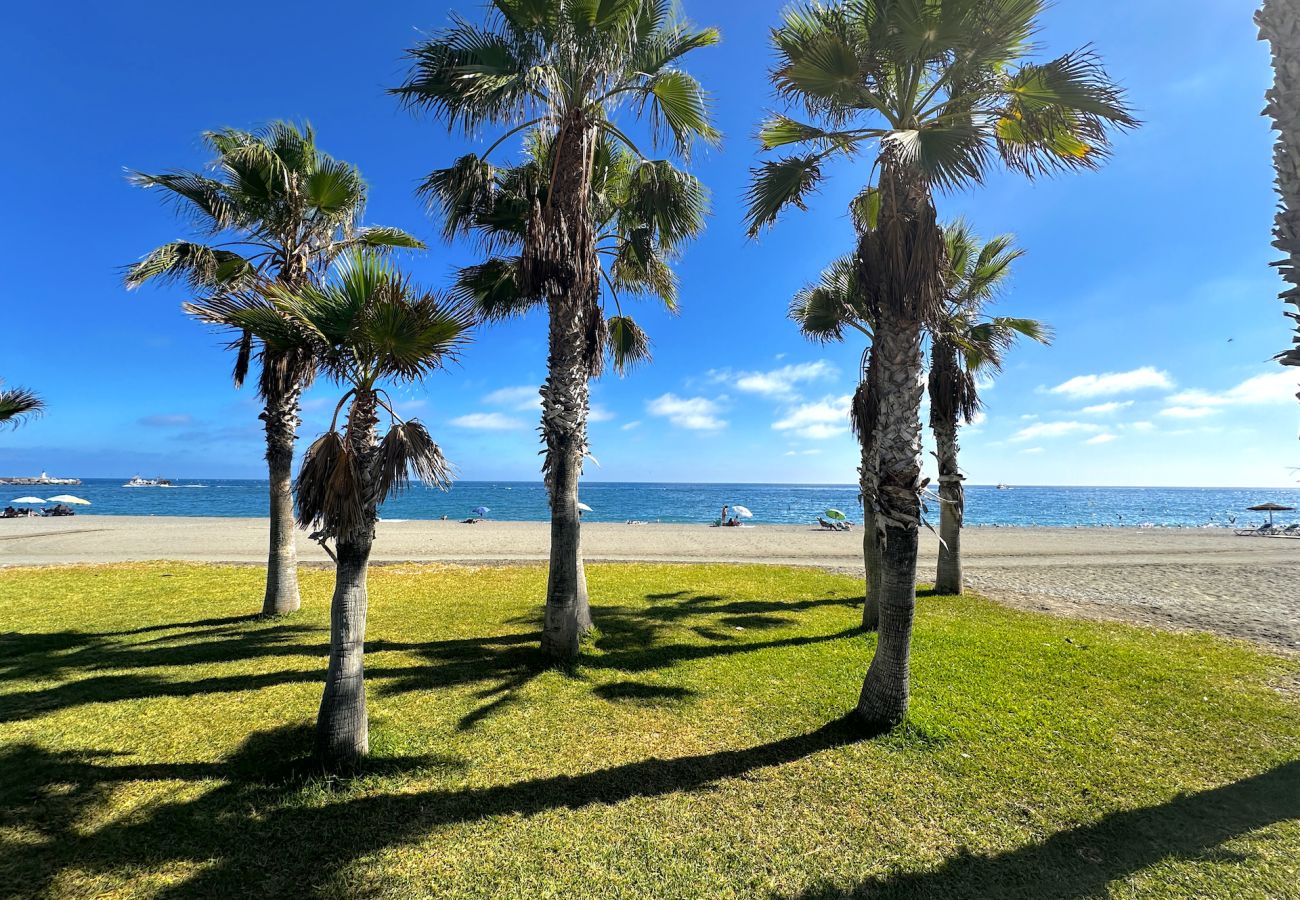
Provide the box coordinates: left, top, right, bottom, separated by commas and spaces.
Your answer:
749, 0, 1135, 728
929, 222, 1049, 595
394, 0, 719, 660
1258, 2, 1300, 385
189, 253, 475, 770
126, 123, 423, 617
789, 249, 885, 630
0, 385, 43, 429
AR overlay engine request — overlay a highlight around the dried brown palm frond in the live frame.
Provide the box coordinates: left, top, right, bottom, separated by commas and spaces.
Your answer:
375, 419, 454, 502
295, 431, 364, 538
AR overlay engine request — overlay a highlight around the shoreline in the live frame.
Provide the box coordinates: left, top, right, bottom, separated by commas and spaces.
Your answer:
2, 516, 1297, 652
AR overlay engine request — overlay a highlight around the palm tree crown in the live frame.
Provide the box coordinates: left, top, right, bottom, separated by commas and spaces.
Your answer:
439, 131, 707, 373
747, 0, 1137, 265
125, 122, 424, 392
929, 221, 1050, 428
188, 253, 475, 538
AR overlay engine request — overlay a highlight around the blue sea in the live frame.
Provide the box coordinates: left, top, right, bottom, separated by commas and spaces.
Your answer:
9, 479, 1300, 529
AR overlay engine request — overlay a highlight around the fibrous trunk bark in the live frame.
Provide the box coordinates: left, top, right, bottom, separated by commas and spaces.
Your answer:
528, 118, 601, 661
260, 385, 302, 616
315, 395, 379, 770
1258, 1, 1300, 377
933, 417, 964, 595
857, 372, 883, 631
855, 157, 944, 729
857, 310, 926, 727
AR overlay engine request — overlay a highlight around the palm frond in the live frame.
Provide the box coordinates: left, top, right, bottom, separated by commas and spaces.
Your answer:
375, 419, 454, 502
0, 386, 44, 428
745, 154, 826, 236
606, 314, 652, 374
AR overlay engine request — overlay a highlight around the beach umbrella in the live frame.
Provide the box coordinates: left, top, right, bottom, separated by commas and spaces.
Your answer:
45, 495, 90, 505
11, 497, 45, 505
824, 508, 847, 522
471, 506, 490, 518
1247, 502, 1294, 525
577, 502, 593, 513
731, 505, 753, 519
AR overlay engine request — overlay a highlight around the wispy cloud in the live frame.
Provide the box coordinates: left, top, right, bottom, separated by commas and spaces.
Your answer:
483, 385, 540, 411
1085, 433, 1119, 445
449, 412, 528, 431
589, 404, 616, 423
1020, 447, 1044, 454
1050, 367, 1173, 398
725, 360, 836, 399
620, 420, 641, 431
1081, 400, 1134, 415
1011, 421, 1103, 442
784, 449, 823, 456
648, 394, 726, 431
138, 414, 194, 428
772, 394, 851, 440
1159, 405, 1217, 420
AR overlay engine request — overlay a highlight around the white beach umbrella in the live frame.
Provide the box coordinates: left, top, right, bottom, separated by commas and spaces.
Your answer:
577, 502, 593, 512
731, 505, 753, 518
46, 495, 91, 505
11, 497, 46, 505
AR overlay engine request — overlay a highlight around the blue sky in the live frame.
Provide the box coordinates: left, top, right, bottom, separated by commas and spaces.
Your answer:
3, 0, 1297, 486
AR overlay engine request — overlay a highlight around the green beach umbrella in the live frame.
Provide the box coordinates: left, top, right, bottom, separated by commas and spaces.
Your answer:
824, 508, 847, 522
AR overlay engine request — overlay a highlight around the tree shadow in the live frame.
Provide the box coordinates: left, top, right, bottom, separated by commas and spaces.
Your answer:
782, 759, 1300, 899
2, 715, 872, 896
593, 681, 697, 704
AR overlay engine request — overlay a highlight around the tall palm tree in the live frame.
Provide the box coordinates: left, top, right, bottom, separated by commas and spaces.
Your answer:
0, 385, 43, 429
189, 253, 475, 770
1258, 2, 1300, 386
749, 0, 1135, 728
394, 0, 719, 660
929, 222, 1048, 595
126, 123, 423, 617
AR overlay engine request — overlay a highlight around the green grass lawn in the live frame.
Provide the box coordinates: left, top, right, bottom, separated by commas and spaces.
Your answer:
0, 562, 1297, 898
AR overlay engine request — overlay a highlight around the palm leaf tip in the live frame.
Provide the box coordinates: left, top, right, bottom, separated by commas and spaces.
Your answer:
377, 419, 454, 501
0, 386, 44, 427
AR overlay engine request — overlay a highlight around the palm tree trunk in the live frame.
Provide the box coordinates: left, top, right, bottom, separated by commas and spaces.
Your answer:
1258, 1, 1300, 375
853, 365, 883, 630
541, 294, 593, 659
856, 309, 926, 727
933, 417, 964, 595
527, 118, 600, 661
854, 157, 943, 729
315, 395, 379, 770
260, 387, 302, 616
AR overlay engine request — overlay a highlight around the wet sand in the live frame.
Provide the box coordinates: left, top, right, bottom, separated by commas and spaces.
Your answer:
2, 517, 1297, 651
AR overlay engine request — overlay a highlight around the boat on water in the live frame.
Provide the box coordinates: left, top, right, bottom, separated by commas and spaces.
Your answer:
0, 471, 81, 486
123, 476, 174, 487
996, 483, 1012, 490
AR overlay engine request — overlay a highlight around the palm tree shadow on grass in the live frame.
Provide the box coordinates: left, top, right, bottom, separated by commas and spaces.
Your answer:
2, 715, 873, 896
782, 760, 1300, 899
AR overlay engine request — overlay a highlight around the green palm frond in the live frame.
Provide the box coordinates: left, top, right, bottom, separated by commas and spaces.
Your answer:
606, 314, 652, 374
124, 242, 257, 292
0, 386, 44, 429
745, 154, 826, 236
451, 257, 541, 320
790, 253, 864, 344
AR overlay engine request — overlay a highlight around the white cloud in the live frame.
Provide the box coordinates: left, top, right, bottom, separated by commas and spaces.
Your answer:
1129, 420, 1156, 432
1168, 370, 1299, 408
968, 411, 987, 428
1085, 433, 1118, 445
589, 404, 616, 423
1050, 367, 1173, 398
1020, 447, 1044, 454
648, 394, 726, 431
784, 449, 823, 456
1011, 421, 1103, 442
730, 360, 836, 398
483, 386, 541, 411
1159, 405, 1217, 419
1081, 400, 1134, 415
449, 412, 528, 431
621, 420, 641, 431
772, 394, 851, 440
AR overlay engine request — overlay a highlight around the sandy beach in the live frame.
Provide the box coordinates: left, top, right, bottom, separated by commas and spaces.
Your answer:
2, 516, 1297, 651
